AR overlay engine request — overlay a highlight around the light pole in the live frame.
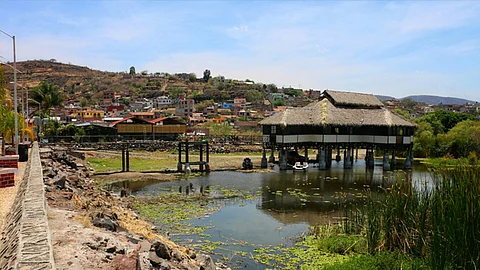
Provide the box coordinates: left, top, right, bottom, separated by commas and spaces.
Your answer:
0, 29, 18, 154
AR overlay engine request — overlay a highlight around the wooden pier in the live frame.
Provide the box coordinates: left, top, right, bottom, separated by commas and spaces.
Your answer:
177, 141, 210, 173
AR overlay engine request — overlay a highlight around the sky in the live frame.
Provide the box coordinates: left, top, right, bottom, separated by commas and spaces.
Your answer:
1, 1, 479, 101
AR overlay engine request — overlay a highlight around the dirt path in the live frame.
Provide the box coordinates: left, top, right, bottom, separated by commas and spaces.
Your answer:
0, 162, 26, 231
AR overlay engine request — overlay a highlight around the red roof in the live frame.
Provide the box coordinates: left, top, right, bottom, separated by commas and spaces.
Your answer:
148, 117, 168, 124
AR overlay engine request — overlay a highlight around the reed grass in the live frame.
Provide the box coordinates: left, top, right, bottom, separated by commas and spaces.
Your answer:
348, 164, 480, 269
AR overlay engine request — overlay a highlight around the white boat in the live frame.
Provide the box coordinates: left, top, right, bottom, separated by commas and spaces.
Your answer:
292, 162, 308, 171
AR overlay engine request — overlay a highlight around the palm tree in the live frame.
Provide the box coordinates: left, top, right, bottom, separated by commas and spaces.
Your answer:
0, 107, 15, 155
29, 81, 64, 117
0, 66, 14, 155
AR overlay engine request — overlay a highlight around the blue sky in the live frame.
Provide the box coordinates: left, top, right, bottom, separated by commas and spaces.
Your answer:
1, 1, 479, 101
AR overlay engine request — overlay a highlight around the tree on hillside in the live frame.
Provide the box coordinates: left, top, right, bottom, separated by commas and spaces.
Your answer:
203, 69, 211, 82
129, 66, 136, 76
246, 90, 263, 103
30, 82, 64, 117
203, 122, 233, 137
400, 98, 417, 110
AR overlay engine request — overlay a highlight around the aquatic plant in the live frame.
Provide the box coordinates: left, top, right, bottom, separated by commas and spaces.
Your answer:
345, 164, 480, 269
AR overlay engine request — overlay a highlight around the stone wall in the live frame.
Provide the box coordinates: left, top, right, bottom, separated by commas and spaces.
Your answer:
0, 143, 55, 270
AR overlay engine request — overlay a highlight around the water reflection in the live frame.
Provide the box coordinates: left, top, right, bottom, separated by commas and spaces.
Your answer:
109, 159, 432, 268
112, 159, 431, 227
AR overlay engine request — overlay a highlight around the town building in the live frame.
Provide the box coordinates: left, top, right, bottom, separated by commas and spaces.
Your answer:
175, 98, 195, 117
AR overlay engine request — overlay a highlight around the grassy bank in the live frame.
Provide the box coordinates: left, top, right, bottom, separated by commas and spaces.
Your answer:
87, 150, 263, 173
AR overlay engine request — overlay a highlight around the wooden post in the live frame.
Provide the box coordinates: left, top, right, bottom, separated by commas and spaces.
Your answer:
126, 146, 130, 172
199, 143, 204, 171
121, 147, 125, 172
185, 142, 190, 173
206, 141, 210, 171
177, 142, 182, 172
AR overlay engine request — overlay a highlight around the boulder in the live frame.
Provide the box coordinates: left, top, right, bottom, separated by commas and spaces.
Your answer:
151, 239, 171, 260
137, 252, 154, 270
92, 218, 118, 232
171, 250, 185, 262
53, 174, 67, 189
138, 240, 151, 252
197, 254, 215, 270
106, 245, 117, 253
186, 249, 196, 259
148, 251, 164, 267
160, 261, 171, 270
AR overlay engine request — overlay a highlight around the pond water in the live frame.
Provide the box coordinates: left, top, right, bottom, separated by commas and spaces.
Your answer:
114, 159, 431, 269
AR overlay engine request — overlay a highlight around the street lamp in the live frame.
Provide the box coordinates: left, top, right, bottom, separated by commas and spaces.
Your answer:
0, 29, 18, 154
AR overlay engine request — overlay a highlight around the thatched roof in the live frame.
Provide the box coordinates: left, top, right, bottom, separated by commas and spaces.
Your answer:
324, 90, 384, 108
260, 91, 416, 127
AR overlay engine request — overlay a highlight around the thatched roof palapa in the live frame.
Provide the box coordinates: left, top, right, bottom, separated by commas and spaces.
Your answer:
323, 89, 384, 108
260, 90, 416, 127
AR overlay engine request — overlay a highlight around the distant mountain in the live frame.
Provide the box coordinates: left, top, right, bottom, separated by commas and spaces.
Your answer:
375, 94, 478, 105
375, 95, 395, 101
402, 95, 478, 105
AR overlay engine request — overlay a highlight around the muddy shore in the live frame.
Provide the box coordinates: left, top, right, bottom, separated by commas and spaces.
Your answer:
42, 148, 229, 270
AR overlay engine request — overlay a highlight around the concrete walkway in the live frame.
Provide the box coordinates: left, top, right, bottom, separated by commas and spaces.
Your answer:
0, 143, 55, 270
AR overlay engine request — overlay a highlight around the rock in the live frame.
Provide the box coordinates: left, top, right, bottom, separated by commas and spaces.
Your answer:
85, 242, 100, 250
106, 245, 117, 253
186, 249, 196, 259
44, 167, 57, 178
151, 239, 171, 260
197, 254, 215, 270
171, 250, 185, 262
138, 240, 151, 252
137, 252, 154, 270
92, 218, 118, 232
96, 209, 118, 221
148, 251, 164, 267
160, 261, 171, 270
53, 174, 67, 189
112, 253, 138, 270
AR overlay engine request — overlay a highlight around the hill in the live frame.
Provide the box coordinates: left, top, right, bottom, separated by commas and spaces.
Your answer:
1, 60, 280, 106
2, 60, 476, 107
376, 94, 477, 105
402, 95, 478, 105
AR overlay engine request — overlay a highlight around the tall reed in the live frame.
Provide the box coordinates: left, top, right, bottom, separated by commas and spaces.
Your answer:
364, 175, 430, 256
430, 165, 480, 269
355, 165, 480, 269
